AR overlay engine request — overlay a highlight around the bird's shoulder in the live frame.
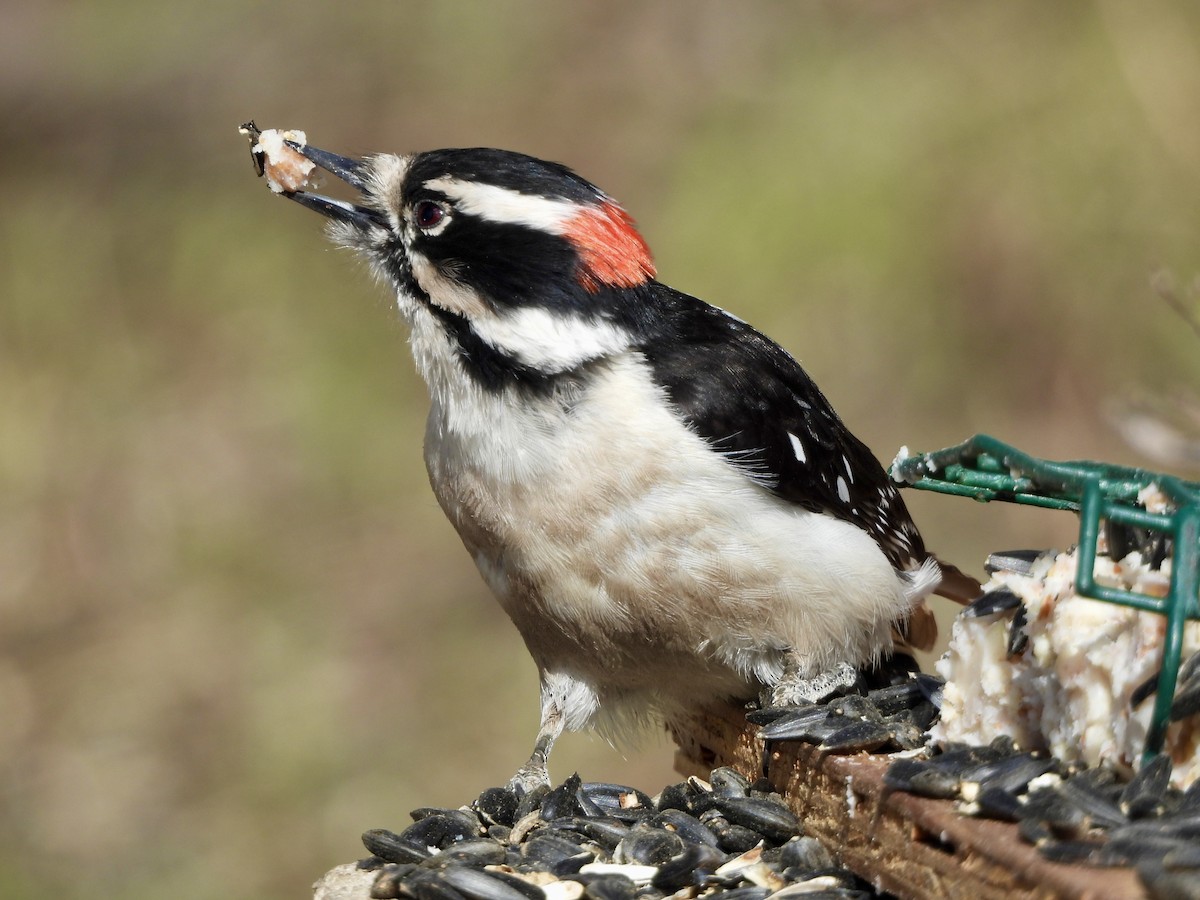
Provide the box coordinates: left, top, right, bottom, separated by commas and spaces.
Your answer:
627, 283, 926, 569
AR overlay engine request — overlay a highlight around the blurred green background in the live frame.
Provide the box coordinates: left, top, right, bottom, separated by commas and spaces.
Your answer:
3, 1, 1200, 897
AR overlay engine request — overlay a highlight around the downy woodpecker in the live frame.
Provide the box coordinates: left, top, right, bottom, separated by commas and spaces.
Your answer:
243, 126, 975, 791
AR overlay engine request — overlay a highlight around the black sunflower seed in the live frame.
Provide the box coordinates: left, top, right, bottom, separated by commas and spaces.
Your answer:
439, 867, 541, 900
712, 796, 801, 844
403, 869, 470, 900
984, 549, 1045, 576
864, 681, 925, 717
615, 824, 685, 866
570, 873, 637, 900
577, 783, 655, 821
710, 767, 752, 799
362, 828, 432, 864
962, 587, 1022, 619
758, 705, 832, 742
647, 808, 721, 849
778, 835, 834, 871
474, 787, 520, 828
1121, 755, 1173, 819
1006, 604, 1029, 657
819, 719, 893, 754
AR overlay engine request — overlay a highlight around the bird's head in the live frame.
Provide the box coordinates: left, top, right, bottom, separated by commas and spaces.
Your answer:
260, 133, 658, 388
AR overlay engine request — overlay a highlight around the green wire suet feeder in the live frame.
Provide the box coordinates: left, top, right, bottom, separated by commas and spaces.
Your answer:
891, 434, 1200, 760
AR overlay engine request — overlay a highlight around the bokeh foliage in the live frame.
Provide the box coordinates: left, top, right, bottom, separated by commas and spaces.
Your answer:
2, 1, 1199, 897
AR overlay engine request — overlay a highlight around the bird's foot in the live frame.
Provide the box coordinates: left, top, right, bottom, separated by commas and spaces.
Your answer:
762, 661, 859, 708
505, 762, 551, 798
506, 685, 565, 797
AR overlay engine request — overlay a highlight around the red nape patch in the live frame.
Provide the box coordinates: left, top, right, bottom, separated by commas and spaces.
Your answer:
563, 201, 656, 292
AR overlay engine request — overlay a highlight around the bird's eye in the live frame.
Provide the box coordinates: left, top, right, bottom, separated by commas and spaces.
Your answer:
414, 200, 447, 230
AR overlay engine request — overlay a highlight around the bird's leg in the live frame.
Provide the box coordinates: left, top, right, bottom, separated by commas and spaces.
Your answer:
506, 697, 564, 796
762, 652, 858, 707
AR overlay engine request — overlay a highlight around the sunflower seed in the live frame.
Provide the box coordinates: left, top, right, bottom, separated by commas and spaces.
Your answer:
959, 753, 1056, 802
614, 824, 684, 866
475, 787, 520, 828
863, 681, 924, 717
758, 706, 832, 742
403, 869, 471, 900
826, 695, 879, 721
647, 808, 720, 849
818, 720, 892, 754
546, 816, 629, 852
1121, 755, 1173, 819
700, 810, 765, 855
651, 842, 725, 890
568, 873, 636, 900
962, 587, 1022, 619
710, 767, 752, 799
523, 832, 596, 875
972, 786, 1023, 821
425, 839, 507, 868
778, 836, 833, 872
984, 549, 1045, 576
515, 785, 551, 822
711, 796, 800, 844
1057, 774, 1128, 829
363, 828, 432, 864
576, 783, 654, 821
540, 774, 585, 821
1006, 604, 1029, 657
1137, 861, 1200, 900
370, 864, 413, 899
477, 868, 546, 900
1170, 658, 1200, 720
439, 867, 543, 900
1020, 787, 1088, 837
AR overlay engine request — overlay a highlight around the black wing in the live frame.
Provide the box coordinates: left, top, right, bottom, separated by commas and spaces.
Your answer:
635, 285, 927, 571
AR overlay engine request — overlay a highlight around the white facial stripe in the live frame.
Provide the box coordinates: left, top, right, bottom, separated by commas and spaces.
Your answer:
424, 176, 580, 233
470, 307, 631, 372
409, 247, 629, 369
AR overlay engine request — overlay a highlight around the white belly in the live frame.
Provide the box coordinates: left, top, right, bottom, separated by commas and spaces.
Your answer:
421, 352, 913, 731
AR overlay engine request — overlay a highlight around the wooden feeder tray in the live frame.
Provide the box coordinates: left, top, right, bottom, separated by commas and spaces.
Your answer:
670, 701, 1145, 900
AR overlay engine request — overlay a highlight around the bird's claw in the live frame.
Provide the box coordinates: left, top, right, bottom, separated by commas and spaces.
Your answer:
763, 661, 859, 707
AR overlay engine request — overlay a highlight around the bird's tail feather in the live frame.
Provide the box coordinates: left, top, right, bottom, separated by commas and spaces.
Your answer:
893, 555, 981, 653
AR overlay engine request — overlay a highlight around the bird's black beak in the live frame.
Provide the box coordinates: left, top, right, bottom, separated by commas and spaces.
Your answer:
241, 122, 388, 230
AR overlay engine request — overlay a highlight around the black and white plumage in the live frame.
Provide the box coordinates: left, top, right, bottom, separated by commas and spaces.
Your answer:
247, 132, 973, 790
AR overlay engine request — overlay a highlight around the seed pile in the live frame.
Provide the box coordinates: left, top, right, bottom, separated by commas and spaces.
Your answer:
883, 737, 1200, 897
749, 646, 1200, 897
358, 768, 879, 900
346, 544, 1200, 900
746, 632, 1200, 897
750, 677, 941, 755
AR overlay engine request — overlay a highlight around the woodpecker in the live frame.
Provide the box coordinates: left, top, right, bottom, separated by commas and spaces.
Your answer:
243, 127, 977, 792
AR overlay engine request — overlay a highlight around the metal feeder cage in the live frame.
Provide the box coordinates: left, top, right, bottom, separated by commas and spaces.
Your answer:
891, 433, 1200, 760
